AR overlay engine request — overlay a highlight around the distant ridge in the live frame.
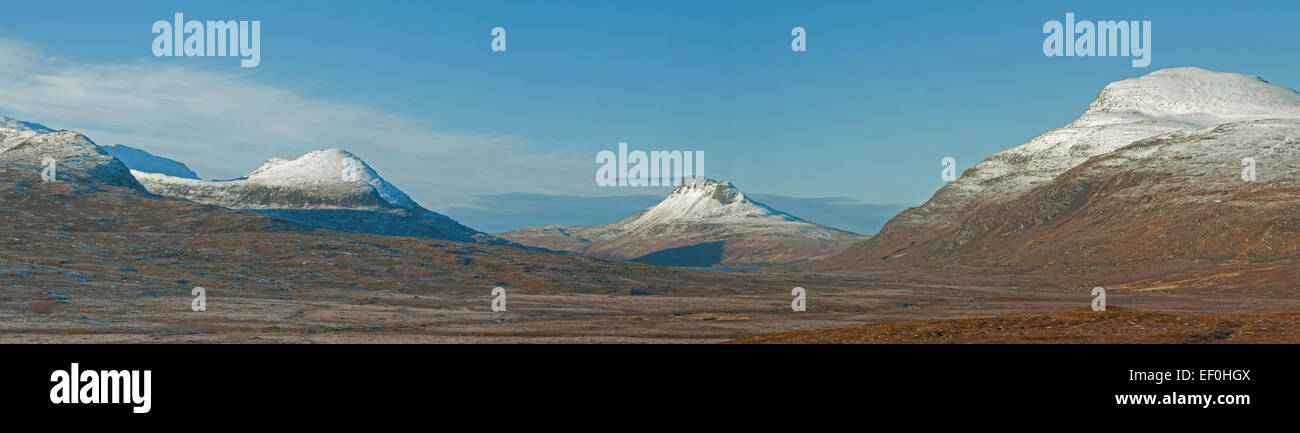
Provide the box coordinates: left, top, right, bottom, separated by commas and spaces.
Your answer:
101, 144, 199, 179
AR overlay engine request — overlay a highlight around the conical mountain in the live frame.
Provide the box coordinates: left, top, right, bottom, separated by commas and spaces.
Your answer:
499, 177, 866, 267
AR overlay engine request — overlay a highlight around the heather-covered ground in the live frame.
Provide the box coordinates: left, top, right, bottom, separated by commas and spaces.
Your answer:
4, 175, 1300, 343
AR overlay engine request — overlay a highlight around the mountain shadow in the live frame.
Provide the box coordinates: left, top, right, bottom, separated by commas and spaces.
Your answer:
629, 241, 724, 267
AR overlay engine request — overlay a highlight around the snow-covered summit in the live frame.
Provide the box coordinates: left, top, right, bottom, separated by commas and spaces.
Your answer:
241, 148, 418, 208
1073, 67, 1300, 127
901, 67, 1300, 229
133, 149, 502, 244
1, 114, 57, 150
0, 115, 143, 190
134, 148, 420, 211
620, 177, 799, 227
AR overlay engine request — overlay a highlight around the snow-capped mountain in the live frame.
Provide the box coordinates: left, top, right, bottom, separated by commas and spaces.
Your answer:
811, 67, 1300, 275
499, 177, 866, 267
0, 115, 144, 190
894, 68, 1300, 231
614, 176, 803, 226
101, 144, 199, 179
134, 149, 504, 244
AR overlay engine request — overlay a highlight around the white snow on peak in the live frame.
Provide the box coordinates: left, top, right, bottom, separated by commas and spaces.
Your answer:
0, 114, 57, 150
0, 117, 144, 190
130, 148, 502, 243
616, 177, 799, 229
132, 148, 420, 212
1073, 67, 1300, 127
242, 148, 417, 208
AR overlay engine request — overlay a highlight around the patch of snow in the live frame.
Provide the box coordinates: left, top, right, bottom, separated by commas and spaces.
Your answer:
614, 178, 801, 230
100, 144, 199, 179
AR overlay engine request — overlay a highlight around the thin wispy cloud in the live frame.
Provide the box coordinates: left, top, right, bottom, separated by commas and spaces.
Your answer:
0, 36, 593, 208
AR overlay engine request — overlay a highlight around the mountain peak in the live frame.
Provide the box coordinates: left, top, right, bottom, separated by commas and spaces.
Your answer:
922, 67, 1300, 216
628, 177, 799, 226
248, 148, 358, 181
1077, 67, 1300, 126
0, 116, 144, 191
812, 67, 1300, 271
243, 148, 416, 208
130, 147, 507, 244
667, 177, 748, 206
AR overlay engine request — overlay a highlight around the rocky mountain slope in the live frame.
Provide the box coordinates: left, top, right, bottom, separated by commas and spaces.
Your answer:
498, 177, 866, 267
809, 68, 1300, 271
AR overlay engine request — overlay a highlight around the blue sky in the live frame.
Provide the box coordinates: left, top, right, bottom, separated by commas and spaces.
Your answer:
4, 0, 1300, 233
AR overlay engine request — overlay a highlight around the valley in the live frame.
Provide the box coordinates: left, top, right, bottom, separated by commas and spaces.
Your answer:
2, 178, 1297, 343
5, 67, 1300, 344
